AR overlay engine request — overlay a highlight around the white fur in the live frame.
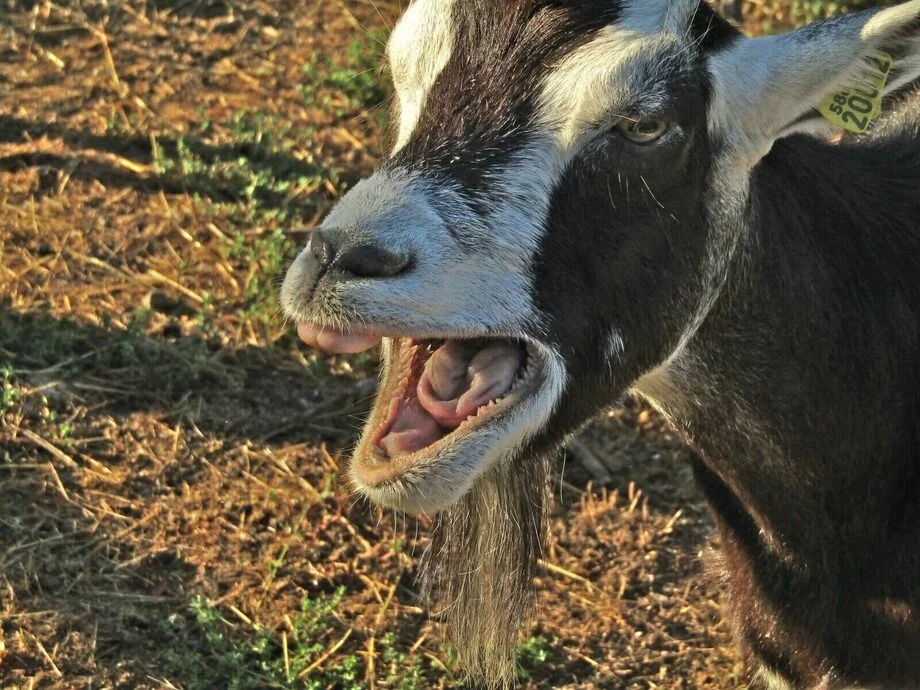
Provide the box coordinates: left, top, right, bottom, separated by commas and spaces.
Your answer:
631, 361, 691, 426
286, 145, 559, 336
538, 29, 675, 149
754, 667, 796, 690
862, 0, 920, 41
606, 328, 626, 362
536, 0, 698, 152
283, 171, 527, 334
388, 0, 458, 152
883, 37, 920, 94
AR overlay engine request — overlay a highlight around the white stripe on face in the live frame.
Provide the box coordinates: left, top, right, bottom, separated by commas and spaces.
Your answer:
536, 0, 697, 153
537, 28, 677, 150
388, 0, 699, 158
388, 0, 458, 152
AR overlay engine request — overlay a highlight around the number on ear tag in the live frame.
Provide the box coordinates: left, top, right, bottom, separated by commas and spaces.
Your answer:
818, 53, 892, 134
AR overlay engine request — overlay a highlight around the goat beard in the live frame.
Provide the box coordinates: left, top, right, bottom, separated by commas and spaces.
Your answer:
418, 451, 551, 689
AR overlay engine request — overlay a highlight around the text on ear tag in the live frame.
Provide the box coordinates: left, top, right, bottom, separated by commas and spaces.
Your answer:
818, 53, 892, 134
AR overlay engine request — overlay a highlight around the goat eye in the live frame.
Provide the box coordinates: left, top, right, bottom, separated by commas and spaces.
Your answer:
617, 118, 669, 144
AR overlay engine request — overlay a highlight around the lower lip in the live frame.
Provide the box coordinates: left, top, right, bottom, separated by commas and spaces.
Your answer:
352, 446, 413, 487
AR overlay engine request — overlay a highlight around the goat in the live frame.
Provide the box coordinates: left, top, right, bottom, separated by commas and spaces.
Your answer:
281, 1, 920, 687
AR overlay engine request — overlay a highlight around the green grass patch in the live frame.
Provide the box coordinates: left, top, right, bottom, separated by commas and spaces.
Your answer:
221, 228, 296, 327
153, 110, 342, 226
301, 28, 392, 125
0, 310, 236, 404
515, 635, 552, 681
158, 590, 427, 690
0, 365, 21, 415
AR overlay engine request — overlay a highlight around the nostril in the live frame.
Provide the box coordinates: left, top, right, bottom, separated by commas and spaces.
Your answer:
336, 244, 411, 279
309, 229, 335, 270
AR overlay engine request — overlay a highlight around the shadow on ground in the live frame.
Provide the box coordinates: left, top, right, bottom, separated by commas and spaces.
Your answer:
0, 114, 347, 227
0, 306, 375, 442
0, 308, 730, 688
0, 307, 385, 686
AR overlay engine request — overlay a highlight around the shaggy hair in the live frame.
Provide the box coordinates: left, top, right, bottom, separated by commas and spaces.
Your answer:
419, 452, 551, 688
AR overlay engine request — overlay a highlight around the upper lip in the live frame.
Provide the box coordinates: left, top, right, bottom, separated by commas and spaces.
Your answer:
293, 319, 540, 354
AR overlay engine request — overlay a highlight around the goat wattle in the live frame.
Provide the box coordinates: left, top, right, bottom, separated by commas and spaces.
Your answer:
418, 341, 521, 428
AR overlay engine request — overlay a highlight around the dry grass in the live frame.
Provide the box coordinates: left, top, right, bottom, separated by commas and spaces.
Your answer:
0, 0, 851, 687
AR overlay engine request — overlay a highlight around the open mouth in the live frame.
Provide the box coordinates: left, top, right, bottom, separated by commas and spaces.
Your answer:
371, 337, 540, 459
296, 323, 547, 504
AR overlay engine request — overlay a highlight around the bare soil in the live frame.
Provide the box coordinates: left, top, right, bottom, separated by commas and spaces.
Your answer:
0, 2, 790, 688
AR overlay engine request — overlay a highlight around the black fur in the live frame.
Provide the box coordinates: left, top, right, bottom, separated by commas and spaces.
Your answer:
390, 0, 623, 196
679, 126, 920, 686
529, 53, 920, 690
434, 3, 920, 687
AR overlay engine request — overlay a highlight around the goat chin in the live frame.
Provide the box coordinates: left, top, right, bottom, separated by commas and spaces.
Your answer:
419, 450, 551, 689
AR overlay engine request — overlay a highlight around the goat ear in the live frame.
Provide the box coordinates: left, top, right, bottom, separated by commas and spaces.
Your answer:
708, 0, 920, 153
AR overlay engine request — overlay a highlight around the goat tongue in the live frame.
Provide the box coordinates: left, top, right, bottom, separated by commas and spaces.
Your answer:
423, 340, 480, 400
378, 399, 443, 457
417, 340, 521, 427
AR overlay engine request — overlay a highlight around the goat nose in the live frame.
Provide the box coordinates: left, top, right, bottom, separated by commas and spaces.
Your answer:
309, 229, 335, 270
315, 228, 410, 279
303, 228, 411, 288
336, 242, 411, 278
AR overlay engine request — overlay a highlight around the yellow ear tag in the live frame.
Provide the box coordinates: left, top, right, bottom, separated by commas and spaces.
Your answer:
818, 53, 892, 134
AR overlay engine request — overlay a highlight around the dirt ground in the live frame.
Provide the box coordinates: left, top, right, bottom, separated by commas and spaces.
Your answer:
0, 1, 809, 688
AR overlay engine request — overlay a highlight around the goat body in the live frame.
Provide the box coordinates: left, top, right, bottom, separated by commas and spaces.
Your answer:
282, 1, 920, 687
649, 125, 920, 686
